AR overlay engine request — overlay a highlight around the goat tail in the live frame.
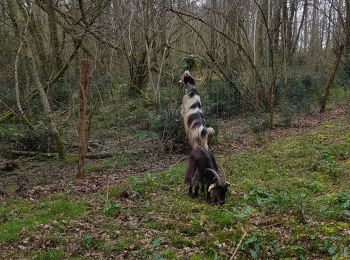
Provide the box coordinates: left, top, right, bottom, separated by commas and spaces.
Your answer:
187, 125, 215, 150
198, 126, 215, 150
206, 127, 215, 135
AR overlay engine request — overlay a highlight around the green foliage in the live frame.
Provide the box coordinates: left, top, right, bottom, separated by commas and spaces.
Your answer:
103, 201, 120, 217
114, 237, 133, 252
312, 149, 344, 178
131, 176, 147, 196
148, 108, 187, 151
82, 233, 95, 249
0, 122, 51, 152
244, 187, 276, 207
338, 55, 350, 87
203, 79, 238, 118
245, 113, 270, 133
2, 117, 350, 258
50, 79, 72, 109
149, 237, 164, 249
336, 192, 350, 210
182, 56, 197, 70
36, 249, 65, 260
277, 72, 321, 121
242, 234, 261, 260
184, 215, 204, 235
213, 210, 235, 227
323, 239, 337, 256
0, 195, 87, 242
85, 152, 137, 174
170, 235, 192, 248
130, 130, 157, 141
231, 205, 254, 223
293, 245, 306, 260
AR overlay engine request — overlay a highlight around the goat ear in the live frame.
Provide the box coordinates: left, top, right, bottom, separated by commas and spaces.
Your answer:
208, 184, 216, 192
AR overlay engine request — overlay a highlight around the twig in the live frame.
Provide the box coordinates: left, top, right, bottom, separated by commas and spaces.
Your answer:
230, 226, 248, 260
172, 156, 188, 166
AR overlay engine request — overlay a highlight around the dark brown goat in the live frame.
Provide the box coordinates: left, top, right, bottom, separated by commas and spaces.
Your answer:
185, 146, 230, 205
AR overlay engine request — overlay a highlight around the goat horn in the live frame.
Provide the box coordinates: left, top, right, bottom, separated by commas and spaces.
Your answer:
206, 168, 219, 177
208, 183, 216, 192
206, 168, 223, 185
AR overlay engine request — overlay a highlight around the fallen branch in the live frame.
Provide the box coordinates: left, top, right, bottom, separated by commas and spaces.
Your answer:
230, 226, 248, 260
8, 150, 116, 159
172, 156, 188, 166
85, 152, 115, 159
9, 150, 58, 158
0, 111, 13, 122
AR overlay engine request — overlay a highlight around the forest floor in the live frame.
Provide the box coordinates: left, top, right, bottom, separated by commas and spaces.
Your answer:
1, 104, 350, 259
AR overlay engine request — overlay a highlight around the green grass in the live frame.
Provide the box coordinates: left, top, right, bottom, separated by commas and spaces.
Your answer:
0, 194, 87, 242
1, 120, 350, 258
85, 151, 139, 174
36, 249, 65, 260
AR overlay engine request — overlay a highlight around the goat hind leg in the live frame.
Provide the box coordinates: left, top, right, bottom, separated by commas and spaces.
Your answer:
193, 185, 199, 198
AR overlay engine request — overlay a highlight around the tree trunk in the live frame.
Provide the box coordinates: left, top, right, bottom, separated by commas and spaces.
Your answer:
128, 50, 148, 96
291, 0, 308, 55
7, 0, 66, 160
310, 0, 319, 55
77, 59, 90, 178
320, 45, 344, 113
26, 41, 66, 160
46, 0, 62, 71
346, 0, 350, 52
14, 9, 33, 129
303, 0, 308, 51
209, 0, 218, 60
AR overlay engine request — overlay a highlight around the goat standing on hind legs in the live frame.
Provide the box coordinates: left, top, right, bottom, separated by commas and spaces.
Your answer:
180, 65, 214, 150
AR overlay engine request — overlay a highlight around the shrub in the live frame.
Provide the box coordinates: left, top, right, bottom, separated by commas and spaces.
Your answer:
336, 192, 350, 210
338, 55, 350, 88
277, 72, 320, 117
245, 113, 270, 133
202, 79, 239, 118
147, 107, 187, 152
0, 122, 52, 152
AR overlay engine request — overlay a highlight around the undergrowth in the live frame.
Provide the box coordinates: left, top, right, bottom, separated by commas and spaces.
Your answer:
1, 119, 350, 259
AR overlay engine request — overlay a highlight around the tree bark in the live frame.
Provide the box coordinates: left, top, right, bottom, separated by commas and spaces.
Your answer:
46, 0, 62, 71
345, 0, 350, 52
77, 59, 90, 179
303, 0, 308, 51
7, 0, 66, 159
26, 40, 66, 160
320, 45, 344, 113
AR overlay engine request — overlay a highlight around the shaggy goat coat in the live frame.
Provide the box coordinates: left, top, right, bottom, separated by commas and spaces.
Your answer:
181, 71, 214, 150
184, 146, 229, 205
